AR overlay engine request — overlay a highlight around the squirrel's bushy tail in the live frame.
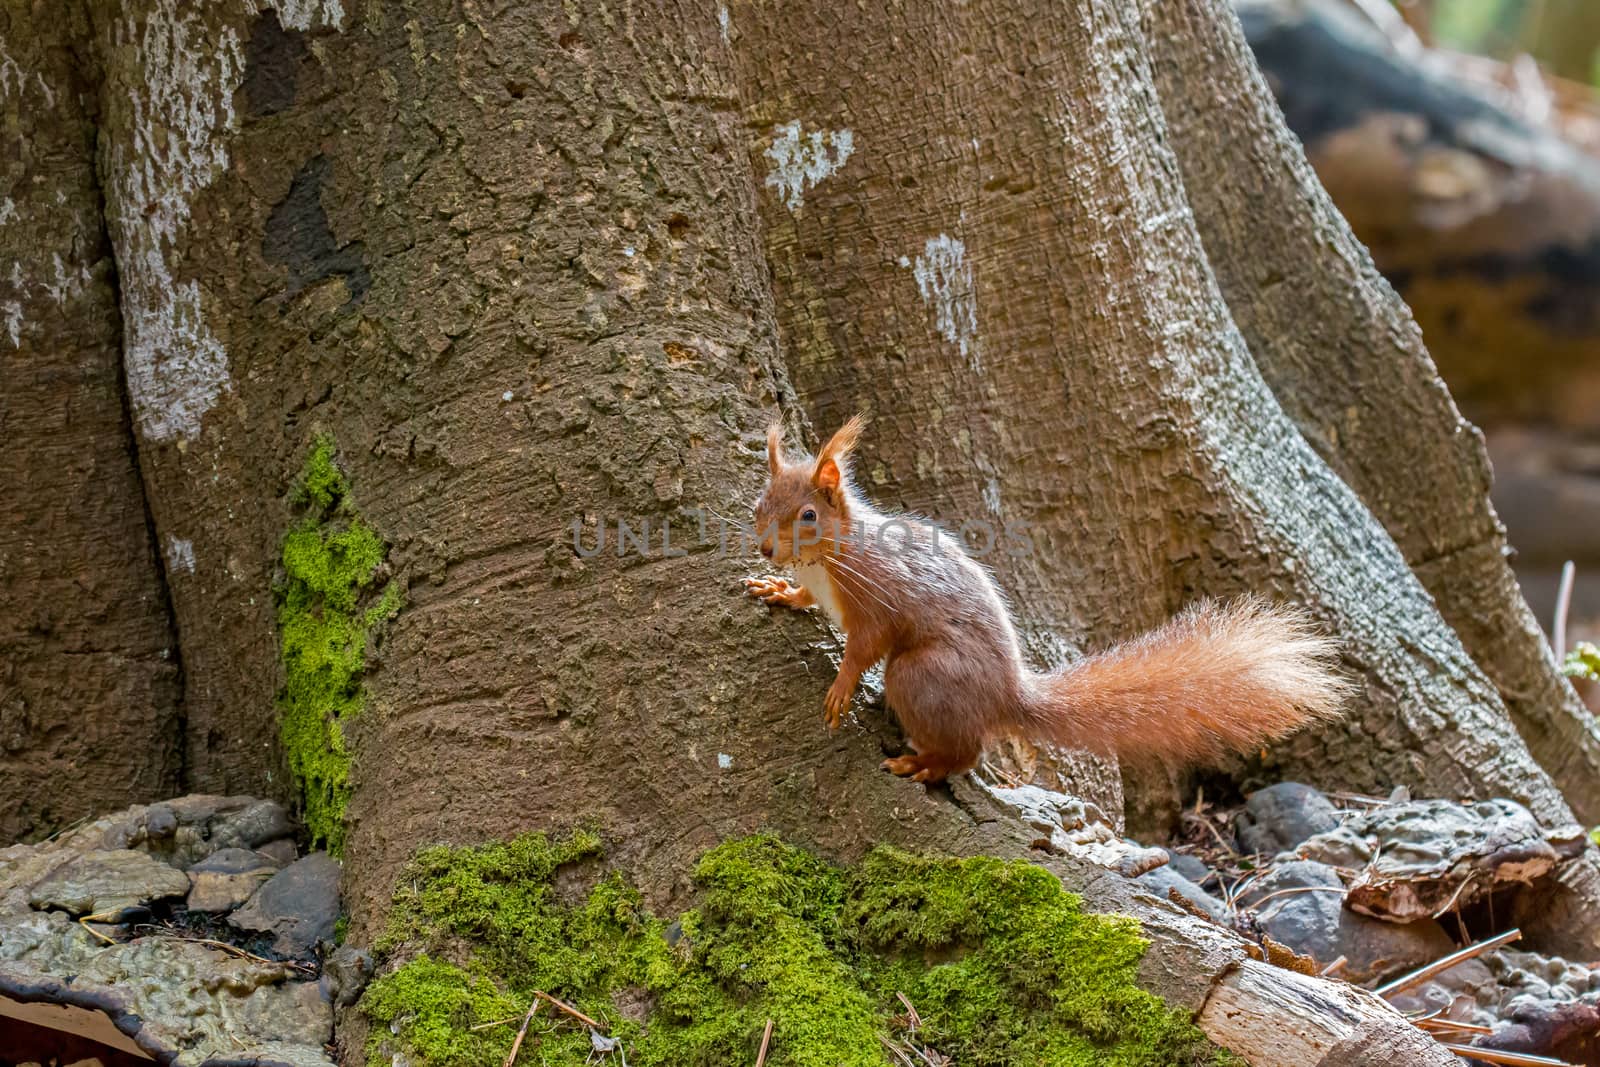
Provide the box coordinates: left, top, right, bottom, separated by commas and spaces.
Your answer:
1021, 597, 1347, 765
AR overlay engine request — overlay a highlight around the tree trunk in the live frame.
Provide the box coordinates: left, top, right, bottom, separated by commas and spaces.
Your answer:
4, 0, 1594, 1062
726, 0, 1587, 840
0, 0, 183, 840
1157, 0, 1600, 828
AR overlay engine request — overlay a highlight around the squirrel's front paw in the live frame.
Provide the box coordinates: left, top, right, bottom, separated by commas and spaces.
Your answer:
745, 575, 798, 606
823, 680, 852, 730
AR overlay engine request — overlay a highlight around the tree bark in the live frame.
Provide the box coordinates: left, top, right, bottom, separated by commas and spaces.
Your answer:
0, 0, 183, 839
724, 0, 1580, 840
1154, 0, 1600, 827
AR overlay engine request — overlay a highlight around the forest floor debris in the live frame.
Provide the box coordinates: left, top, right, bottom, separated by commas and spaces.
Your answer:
1116, 779, 1600, 1067
0, 794, 344, 1065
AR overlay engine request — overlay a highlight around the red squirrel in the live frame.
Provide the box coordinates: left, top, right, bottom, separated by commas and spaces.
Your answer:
744, 415, 1347, 783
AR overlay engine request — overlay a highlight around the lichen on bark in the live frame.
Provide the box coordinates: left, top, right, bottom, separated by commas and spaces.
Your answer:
361, 831, 1232, 1066
277, 437, 401, 853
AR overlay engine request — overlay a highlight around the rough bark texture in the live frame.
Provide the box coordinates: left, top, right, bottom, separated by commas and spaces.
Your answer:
724, 0, 1578, 842
1154, 0, 1600, 827
0, 0, 183, 839
89, 0, 344, 796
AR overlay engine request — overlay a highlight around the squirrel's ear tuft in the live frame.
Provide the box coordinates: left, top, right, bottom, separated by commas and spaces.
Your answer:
766, 422, 785, 477
812, 414, 865, 496
817, 414, 865, 465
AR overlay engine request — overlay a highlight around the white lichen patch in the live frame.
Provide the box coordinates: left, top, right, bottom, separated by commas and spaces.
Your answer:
41, 253, 90, 307
911, 234, 980, 371
166, 536, 196, 575
0, 198, 16, 225
717, 753, 733, 769
982, 477, 1002, 516
108, 0, 245, 443
3, 301, 20, 348
108, 0, 348, 441
0, 46, 25, 101
254, 0, 347, 31
718, 4, 731, 43
764, 121, 854, 211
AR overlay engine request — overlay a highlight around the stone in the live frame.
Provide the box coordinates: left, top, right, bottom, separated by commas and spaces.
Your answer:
1166, 851, 1214, 886
256, 838, 300, 867
0, 844, 81, 916
1137, 863, 1227, 921
1235, 782, 1340, 855
229, 852, 341, 957
1490, 950, 1598, 1010
27, 850, 189, 917
0, 910, 103, 970
186, 848, 281, 913
0, 935, 334, 1065
974, 781, 1168, 875
1236, 860, 1456, 983
1473, 999, 1600, 1062
322, 944, 373, 1008
144, 804, 178, 840
92, 794, 292, 870
209, 799, 295, 851
1294, 798, 1587, 923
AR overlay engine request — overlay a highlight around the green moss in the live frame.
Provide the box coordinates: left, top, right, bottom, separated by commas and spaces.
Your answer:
360, 957, 521, 1064
363, 833, 1234, 1067
276, 437, 401, 854
1564, 641, 1600, 683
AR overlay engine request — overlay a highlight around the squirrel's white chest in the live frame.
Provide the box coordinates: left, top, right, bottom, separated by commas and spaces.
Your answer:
795, 561, 847, 631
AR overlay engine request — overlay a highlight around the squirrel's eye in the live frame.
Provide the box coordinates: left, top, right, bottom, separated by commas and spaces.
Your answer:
801, 508, 817, 523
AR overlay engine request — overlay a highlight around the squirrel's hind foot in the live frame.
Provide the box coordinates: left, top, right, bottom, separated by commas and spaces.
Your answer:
881, 752, 971, 784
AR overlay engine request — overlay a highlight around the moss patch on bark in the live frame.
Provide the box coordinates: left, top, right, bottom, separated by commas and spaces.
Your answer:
277, 437, 401, 854
361, 832, 1234, 1066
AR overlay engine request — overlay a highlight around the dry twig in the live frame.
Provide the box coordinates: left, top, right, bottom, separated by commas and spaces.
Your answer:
1555, 560, 1576, 660
131, 925, 315, 973
1440, 1045, 1579, 1067
755, 1018, 774, 1067
896, 992, 922, 1031
502, 999, 541, 1067
1240, 885, 1347, 911
532, 990, 604, 1030
1375, 928, 1522, 999
1413, 1017, 1494, 1036
877, 1035, 918, 1067
78, 911, 122, 946
469, 1015, 521, 1032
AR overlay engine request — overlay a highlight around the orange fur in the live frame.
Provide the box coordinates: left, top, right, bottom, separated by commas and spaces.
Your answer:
746, 417, 1347, 783
1020, 597, 1347, 767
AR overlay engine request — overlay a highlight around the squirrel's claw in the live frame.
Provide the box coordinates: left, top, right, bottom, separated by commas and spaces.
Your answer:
881, 754, 949, 783
881, 755, 920, 777
745, 575, 802, 607
823, 681, 851, 730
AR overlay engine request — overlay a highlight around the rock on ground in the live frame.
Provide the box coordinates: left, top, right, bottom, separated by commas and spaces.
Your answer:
1295, 798, 1588, 923
0, 795, 334, 1066
1236, 859, 1456, 983
1234, 782, 1341, 856
186, 847, 282, 913
229, 852, 341, 958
